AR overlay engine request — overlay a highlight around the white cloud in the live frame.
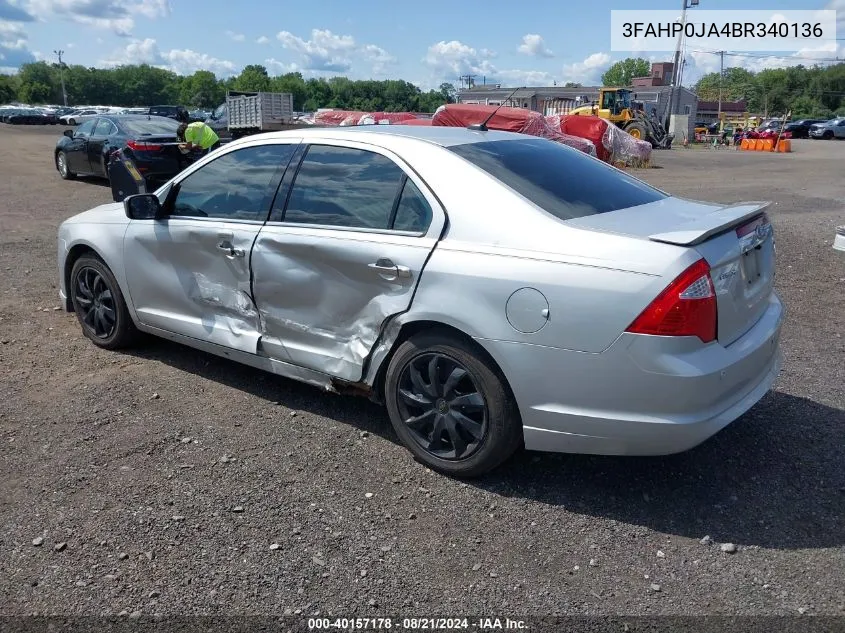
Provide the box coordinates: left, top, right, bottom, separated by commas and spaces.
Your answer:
265, 57, 299, 75
423, 40, 496, 77
275, 28, 395, 76
517, 34, 553, 58
361, 43, 395, 74
277, 28, 355, 71
99, 37, 236, 76
225, 30, 244, 42
561, 52, 611, 85
0, 18, 35, 67
496, 69, 556, 86
256, 35, 269, 44
686, 43, 844, 83
25, 0, 170, 36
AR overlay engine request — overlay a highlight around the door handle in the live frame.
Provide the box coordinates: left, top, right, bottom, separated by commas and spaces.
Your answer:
368, 258, 411, 279
217, 239, 245, 258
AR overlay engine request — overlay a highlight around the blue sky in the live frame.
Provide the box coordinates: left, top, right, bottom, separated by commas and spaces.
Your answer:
0, 0, 841, 89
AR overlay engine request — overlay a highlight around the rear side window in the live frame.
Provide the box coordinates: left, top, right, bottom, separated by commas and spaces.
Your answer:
449, 138, 667, 220
284, 145, 405, 229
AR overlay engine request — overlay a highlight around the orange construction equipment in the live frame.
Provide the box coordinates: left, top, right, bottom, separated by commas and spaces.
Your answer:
776, 139, 792, 153
760, 138, 774, 151
740, 138, 751, 150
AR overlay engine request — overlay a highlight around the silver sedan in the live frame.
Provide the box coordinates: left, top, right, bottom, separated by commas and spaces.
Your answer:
56, 126, 784, 477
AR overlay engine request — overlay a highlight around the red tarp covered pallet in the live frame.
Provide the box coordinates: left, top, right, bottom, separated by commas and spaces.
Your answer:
430, 104, 596, 157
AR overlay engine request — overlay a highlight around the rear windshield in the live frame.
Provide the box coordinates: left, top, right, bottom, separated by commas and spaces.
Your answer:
121, 118, 180, 136
448, 138, 667, 220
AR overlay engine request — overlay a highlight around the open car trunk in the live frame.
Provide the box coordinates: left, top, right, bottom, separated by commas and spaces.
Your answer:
567, 198, 776, 346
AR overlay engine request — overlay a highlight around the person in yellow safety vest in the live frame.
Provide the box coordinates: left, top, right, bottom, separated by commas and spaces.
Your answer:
176, 121, 220, 154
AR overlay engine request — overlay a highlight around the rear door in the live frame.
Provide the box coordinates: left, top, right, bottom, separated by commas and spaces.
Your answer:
123, 139, 301, 352
251, 141, 445, 381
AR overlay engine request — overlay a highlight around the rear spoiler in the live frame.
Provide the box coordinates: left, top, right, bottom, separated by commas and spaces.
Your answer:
648, 201, 771, 247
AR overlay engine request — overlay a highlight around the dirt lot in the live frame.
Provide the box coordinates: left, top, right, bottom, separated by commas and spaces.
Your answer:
1, 125, 844, 621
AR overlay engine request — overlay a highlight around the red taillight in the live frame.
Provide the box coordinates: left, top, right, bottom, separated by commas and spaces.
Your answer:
626, 259, 717, 343
126, 139, 163, 151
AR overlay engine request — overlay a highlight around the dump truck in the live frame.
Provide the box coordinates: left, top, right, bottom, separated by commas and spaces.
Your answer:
569, 87, 673, 149
205, 90, 296, 140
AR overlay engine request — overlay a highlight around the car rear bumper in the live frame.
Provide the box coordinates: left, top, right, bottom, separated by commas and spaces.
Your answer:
477, 292, 784, 456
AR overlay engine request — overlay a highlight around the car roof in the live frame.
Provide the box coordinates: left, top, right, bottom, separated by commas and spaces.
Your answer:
243, 124, 531, 150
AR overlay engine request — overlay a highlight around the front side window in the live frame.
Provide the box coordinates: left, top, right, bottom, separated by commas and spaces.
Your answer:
284, 145, 406, 229
449, 138, 667, 220
93, 120, 116, 136
170, 144, 296, 221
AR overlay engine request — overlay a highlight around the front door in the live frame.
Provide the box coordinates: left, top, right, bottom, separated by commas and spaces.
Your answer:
66, 119, 96, 173
123, 141, 300, 353
88, 118, 117, 176
251, 141, 445, 382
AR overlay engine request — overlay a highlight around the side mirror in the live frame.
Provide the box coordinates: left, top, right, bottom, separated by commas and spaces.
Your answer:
63, 129, 73, 138
124, 193, 163, 220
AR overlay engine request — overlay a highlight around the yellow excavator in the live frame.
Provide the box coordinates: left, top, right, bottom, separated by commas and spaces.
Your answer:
569, 87, 673, 149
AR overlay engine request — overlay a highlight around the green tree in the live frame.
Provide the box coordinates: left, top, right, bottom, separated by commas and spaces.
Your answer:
234, 64, 270, 91
564, 82, 582, 88
438, 82, 457, 103
0, 74, 17, 103
180, 70, 224, 108
601, 58, 650, 87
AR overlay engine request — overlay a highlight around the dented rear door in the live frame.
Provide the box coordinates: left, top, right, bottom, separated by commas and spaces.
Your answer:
123, 141, 300, 352
251, 140, 445, 381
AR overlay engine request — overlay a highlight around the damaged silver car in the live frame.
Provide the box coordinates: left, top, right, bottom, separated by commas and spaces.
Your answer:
57, 126, 783, 477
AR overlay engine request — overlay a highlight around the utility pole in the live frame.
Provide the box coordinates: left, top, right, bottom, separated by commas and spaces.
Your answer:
717, 50, 724, 129
53, 49, 67, 106
667, 0, 698, 133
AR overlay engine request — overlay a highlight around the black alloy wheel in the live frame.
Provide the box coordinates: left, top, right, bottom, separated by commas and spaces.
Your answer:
74, 266, 117, 339
384, 332, 523, 477
70, 254, 138, 349
396, 352, 488, 461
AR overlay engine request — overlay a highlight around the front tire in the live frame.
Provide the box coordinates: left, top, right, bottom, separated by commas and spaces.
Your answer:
56, 151, 76, 180
68, 118, 76, 126
384, 332, 522, 477
823, 131, 834, 140
69, 255, 138, 349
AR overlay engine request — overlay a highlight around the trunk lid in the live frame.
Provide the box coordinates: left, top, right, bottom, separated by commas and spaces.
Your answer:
567, 197, 776, 346
127, 134, 183, 158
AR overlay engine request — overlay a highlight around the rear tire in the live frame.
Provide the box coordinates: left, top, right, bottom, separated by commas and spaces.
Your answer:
68, 118, 76, 126
823, 131, 834, 140
384, 331, 522, 477
69, 254, 138, 350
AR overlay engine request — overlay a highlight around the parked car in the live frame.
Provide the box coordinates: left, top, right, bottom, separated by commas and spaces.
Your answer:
55, 115, 194, 187
205, 102, 230, 139
809, 118, 845, 139
5, 108, 57, 124
60, 109, 102, 125
783, 119, 827, 139
55, 127, 783, 476
148, 105, 189, 122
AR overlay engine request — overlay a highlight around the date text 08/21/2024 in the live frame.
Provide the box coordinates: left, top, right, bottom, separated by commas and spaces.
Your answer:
307, 617, 528, 630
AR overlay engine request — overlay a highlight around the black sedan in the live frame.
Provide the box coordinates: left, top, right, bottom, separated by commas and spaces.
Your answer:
784, 119, 829, 139
54, 115, 200, 186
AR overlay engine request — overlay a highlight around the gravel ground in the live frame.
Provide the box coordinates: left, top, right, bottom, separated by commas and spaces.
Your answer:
1, 126, 843, 620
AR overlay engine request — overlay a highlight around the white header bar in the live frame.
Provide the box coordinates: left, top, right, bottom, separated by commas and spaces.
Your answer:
610, 10, 838, 52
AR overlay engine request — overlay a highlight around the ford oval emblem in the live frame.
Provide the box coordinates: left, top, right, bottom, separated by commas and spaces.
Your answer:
755, 225, 768, 240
